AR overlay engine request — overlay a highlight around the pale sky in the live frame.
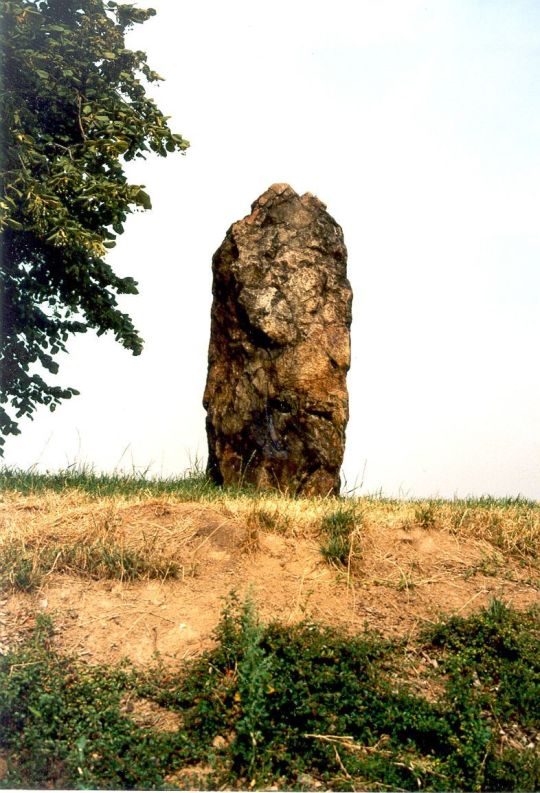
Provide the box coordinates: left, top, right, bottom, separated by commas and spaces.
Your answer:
4, 0, 540, 499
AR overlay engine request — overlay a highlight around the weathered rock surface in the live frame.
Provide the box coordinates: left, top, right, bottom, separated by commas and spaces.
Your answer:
203, 183, 352, 496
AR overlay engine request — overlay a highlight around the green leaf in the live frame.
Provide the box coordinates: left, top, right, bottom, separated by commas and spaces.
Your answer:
136, 189, 152, 210
0, 0, 185, 451
4, 218, 24, 230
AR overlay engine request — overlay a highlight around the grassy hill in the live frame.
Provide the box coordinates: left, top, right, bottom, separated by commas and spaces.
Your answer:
0, 469, 538, 790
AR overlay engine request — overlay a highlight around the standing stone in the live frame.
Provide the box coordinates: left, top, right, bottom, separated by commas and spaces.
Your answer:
203, 183, 352, 496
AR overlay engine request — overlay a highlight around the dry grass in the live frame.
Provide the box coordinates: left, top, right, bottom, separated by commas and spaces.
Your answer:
0, 493, 243, 589
2, 487, 539, 548
0, 487, 343, 593
354, 499, 540, 561
224, 492, 332, 534
1, 487, 538, 593
446, 501, 540, 558
1, 485, 538, 670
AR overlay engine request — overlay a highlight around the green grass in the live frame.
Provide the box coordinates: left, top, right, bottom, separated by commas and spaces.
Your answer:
0, 464, 218, 499
356, 493, 540, 508
320, 504, 361, 567
3, 467, 538, 507
1, 597, 538, 791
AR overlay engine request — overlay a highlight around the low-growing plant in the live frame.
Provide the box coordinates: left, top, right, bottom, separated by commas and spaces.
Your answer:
422, 598, 540, 730
1, 596, 539, 790
320, 504, 361, 567
463, 552, 504, 580
0, 542, 42, 591
174, 596, 540, 789
251, 507, 290, 533
415, 502, 437, 529
0, 618, 189, 789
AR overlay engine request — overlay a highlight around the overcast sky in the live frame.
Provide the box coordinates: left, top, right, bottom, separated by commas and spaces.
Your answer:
4, 0, 540, 499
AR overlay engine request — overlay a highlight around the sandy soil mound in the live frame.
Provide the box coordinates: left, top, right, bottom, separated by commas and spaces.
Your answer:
1, 494, 538, 667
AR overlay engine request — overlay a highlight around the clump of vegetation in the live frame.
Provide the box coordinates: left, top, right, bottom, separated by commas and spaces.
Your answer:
320, 504, 361, 567
415, 502, 437, 529
0, 537, 181, 593
448, 498, 540, 560
242, 503, 292, 554
2, 596, 538, 790
0, 614, 191, 789
249, 506, 290, 533
422, 598, 540, 730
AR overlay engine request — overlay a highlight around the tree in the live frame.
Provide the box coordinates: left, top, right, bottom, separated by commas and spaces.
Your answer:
0, 0, 188, 452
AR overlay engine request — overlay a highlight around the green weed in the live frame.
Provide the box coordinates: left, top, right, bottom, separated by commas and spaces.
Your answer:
463, 553, 504, 580
152, 596, 540, 790
232, 594, 274, 777
0, 616, 189, 789
0, 542, 42, 591
415, 503, 437, 529
320, 504, 361, 567
422, 598, 540, 730
1, 597, 539, 790
251, 507, 290, 533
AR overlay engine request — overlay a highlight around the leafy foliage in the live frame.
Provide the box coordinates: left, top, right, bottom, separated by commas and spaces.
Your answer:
141, 596, 540, 790
1, 599, 539, 790
0, 614, 189, 788
0, 0, 188, 450
423, 598, 540, 730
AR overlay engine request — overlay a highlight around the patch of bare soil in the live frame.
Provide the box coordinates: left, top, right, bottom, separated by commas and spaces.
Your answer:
1, 495, 538, 667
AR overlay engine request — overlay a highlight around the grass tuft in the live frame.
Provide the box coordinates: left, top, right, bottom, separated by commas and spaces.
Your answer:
320, 504, 362, 568
0, 537, 182, 592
